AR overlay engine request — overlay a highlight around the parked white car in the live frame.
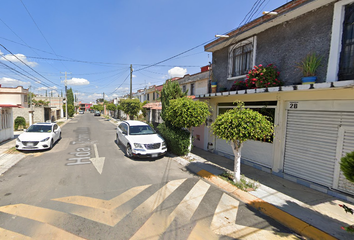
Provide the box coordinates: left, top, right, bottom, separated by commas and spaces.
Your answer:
16, 123, 61, 150
116, 120, 167, 158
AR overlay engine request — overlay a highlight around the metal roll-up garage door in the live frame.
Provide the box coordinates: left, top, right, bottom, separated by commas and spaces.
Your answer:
283, 111, 342, 187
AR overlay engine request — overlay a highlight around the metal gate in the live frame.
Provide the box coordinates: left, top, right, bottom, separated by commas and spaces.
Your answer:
283, 111, 347, 187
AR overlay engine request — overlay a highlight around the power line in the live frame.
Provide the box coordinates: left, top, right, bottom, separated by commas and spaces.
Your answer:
0, 43, 61, 87
19, 0, 69, 70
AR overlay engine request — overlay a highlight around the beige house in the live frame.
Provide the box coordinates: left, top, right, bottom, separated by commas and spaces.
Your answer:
200, 0, 354, 200
0, 85, 28, 142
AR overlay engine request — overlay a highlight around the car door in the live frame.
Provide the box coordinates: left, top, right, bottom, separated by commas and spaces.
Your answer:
52, 124, 58, 142
117, 123, 127, 146
54, 124, 61, 142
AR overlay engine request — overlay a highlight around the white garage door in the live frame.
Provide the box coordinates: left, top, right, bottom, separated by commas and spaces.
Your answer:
284, 110, 354, 187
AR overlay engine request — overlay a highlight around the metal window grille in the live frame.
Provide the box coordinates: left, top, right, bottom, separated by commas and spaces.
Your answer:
339, 3, 354, 80
232, 43, 253, 77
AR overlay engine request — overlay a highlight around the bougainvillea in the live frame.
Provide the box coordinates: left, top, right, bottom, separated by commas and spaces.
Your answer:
245, 64, 283, 88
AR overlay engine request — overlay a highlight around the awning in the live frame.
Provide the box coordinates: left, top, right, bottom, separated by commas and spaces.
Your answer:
143, 102, 162, 110
0, 104, 23, 108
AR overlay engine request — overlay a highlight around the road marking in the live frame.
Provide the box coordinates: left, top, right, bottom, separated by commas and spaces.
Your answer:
53, 178, 186, 226
130, 180, 210, 240
0, 227, 31, 240
0, 205, 85, 239
53, 184, 151, 210
90, 144, 105, 174
187, 222, 219, 240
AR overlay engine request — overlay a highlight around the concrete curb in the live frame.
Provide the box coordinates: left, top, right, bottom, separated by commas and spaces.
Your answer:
196, 169, 336, 240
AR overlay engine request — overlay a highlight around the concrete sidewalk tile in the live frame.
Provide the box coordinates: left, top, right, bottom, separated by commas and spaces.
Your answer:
197, 169, 336, 240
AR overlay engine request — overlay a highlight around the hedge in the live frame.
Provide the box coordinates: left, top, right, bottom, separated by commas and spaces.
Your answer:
157, 122, 190, 156
14, 116, 26, 130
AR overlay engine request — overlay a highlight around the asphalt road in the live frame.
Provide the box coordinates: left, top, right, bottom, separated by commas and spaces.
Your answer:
0, 113, 300, 239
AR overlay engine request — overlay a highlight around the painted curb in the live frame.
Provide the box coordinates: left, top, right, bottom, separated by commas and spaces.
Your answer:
197, 169, 337, 240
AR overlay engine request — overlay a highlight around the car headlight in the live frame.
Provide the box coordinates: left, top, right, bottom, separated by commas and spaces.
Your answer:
134, 143, 144, 148
16, 137, 21, 142
40, 137, 50, 142
162, 142, 166, 147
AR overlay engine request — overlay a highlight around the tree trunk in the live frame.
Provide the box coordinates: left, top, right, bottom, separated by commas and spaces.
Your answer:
231, 140, 243, 182
188, 127, 192, 156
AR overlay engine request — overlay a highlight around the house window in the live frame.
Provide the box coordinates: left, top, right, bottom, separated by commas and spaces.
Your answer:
338, 3, 354, 80
153, 92, 155, 100
190, 83, 195, 95
228, 37, 255, 79
182, 85, 186, 93
147, 94, 150, 101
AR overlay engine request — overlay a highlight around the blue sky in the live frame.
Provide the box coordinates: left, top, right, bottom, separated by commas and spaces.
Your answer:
0, 0, 289, 103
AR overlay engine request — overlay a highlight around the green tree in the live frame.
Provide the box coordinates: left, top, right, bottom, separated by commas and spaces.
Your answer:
160, 79, 186, 122
67, 88, 74, 106
211, 101, 273, 182
141, 100, 149, 118
106, 103, 117, 111
120, 99, 141, 120
165, 97, 210, 154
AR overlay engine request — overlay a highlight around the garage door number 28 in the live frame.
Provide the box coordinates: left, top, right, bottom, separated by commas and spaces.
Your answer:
289, 102, 298, 109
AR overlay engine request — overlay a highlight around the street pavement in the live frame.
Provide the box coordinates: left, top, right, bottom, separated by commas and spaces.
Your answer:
0, 114, 353, 239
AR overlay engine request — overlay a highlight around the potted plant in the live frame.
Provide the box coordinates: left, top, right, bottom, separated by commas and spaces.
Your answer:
230, 80, 247, 91
297, 53, 322, 84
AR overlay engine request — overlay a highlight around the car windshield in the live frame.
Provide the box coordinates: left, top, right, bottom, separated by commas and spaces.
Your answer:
129, 125, 155, 135
27, 125, 52, 133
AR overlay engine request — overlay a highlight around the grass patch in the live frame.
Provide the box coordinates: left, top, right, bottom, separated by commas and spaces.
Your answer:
4, 147, 21, 154
219, 171, 259, 191
56, 121, 64, 126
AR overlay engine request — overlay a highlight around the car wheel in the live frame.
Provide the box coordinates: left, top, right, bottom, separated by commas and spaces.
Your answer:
126, 144, 132, 158
49, 139, 53, 149
116, 134, 120, 145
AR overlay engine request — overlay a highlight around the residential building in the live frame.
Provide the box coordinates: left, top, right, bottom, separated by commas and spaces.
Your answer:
0, 85, 28, 142
199, 0, 354, 199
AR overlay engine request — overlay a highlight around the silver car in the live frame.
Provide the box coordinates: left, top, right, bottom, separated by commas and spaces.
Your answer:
116, 120, 167, 158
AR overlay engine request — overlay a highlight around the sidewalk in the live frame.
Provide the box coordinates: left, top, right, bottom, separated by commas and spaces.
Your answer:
177, 147, 354, 240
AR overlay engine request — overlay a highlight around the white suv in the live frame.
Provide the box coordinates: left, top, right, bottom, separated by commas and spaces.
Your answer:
116, 120, 167, 158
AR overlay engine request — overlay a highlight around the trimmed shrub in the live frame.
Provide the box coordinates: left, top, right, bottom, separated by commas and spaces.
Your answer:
14, 116, 26, 130
157, 122, 190, 156
340, 151, 354, 183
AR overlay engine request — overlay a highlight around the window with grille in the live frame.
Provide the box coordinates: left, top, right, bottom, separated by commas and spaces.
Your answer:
339, 3, 354, 80
228, 37, 255, 78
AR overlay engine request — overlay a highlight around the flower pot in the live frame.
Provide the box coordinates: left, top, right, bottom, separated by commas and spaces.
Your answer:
302, 76, 317, 85
211, 85, 217, 93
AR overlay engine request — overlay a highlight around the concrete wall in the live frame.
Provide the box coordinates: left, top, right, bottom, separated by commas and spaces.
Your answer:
13, 107, 45, 125
212, 3, 334, 89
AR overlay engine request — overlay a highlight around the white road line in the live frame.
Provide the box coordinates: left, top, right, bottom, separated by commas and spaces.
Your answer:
130, 180, 210, 240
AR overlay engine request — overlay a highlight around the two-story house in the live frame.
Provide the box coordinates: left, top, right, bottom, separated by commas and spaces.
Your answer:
200, 0, 354, 199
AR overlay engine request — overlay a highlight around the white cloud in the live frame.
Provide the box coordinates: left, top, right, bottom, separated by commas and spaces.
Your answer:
0, 50, 38, 67
0, 77, 30, 87
168, 67, 187, 78
65, 78, 90, 86
36, 86, 57, 92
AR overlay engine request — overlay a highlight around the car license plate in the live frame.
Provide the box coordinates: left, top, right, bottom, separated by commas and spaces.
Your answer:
27, 143, 33, 147
152, 154, 158, 157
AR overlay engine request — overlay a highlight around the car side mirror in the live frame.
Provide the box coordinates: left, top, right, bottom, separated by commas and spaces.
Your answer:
23, 129, 27, 132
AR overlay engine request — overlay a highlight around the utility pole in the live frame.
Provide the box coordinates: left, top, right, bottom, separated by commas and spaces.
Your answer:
130, 64, 133, 99
29, 85, 33, 126
61, 72, 71, 120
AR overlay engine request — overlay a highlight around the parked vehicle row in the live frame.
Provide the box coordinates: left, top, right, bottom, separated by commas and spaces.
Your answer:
15, 115, 167, 160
